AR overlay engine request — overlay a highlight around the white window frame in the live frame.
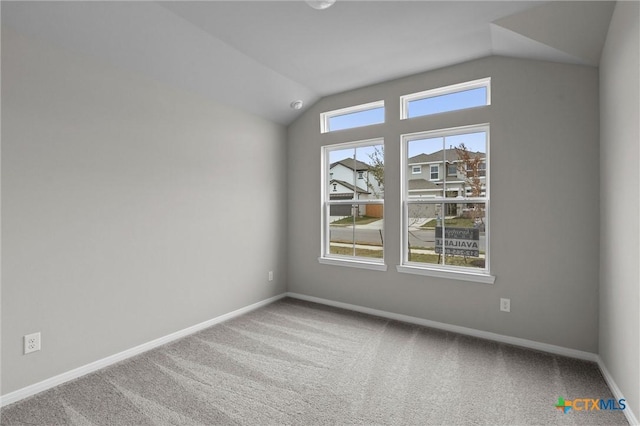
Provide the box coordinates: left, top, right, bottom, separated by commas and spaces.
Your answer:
400, 77, 491, 120
321, 100, 385, 134
447, 164, 458, 177
411, 165, 422, 175
320, 138, 386, 271
397, 124, 494, 284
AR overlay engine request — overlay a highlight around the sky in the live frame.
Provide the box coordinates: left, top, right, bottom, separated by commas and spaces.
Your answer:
408, 87, 486, 118
329, 144, 382, 164
407, 132, 486, 158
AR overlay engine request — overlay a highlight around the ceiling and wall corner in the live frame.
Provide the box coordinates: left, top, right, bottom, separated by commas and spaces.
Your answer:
2, 1, 615, 126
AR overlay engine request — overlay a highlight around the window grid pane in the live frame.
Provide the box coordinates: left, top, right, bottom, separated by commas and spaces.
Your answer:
405, 201, 486, 270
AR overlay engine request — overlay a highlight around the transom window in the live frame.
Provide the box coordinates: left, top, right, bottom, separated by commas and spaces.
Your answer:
321, 101, 385, 133
399, 124, 492, 281
400, 78, 490, 119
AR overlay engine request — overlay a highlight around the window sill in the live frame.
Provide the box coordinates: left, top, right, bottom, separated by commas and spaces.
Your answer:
318, 257, 388, 271
396, 264, 495, 284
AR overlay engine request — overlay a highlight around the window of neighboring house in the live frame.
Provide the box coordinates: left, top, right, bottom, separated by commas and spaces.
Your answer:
412, 165, 422, 174
321, 101, 385, 133
447, 164, 457, 176
332, 183, 337, 192
358, 171, 364, 179
320, 138, 386, 271
429, 165, 439, 180
400, 78, 491, 119
398, 124, 493, 283
466, 161, 487, 178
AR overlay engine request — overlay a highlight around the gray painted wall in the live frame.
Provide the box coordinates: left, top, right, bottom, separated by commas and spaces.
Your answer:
288, 56, 600, 352
1, 28, 287, 394
599, 1, 640, 416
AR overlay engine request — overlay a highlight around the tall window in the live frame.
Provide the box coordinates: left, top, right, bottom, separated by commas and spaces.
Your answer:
320, 139, 385, 270
399, 124, 492, 281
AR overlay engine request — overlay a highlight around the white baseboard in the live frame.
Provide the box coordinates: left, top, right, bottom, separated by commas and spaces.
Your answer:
286, 292, 598, 362
4, 290, 636, 426
0, 293, 287, 407
597, 356, 639, 425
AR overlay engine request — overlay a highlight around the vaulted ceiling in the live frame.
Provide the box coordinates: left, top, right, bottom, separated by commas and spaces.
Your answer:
2, 1, 615, 125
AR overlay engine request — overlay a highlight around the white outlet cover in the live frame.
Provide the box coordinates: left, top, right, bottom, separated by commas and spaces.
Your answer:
500, 298, 511, 312
24, 332, 41, 354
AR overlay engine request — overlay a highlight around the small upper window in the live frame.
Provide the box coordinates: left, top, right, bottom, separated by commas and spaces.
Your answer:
447, 164, 457, 176
412, 165, 422, 174
321, 101, 384, 133
400, 78, 490, 120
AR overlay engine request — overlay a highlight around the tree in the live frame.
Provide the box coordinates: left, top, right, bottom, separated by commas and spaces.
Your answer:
366, 146, 384, 199
454, 143, 485, 226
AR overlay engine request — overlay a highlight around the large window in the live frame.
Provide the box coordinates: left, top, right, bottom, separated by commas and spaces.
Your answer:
321, 101, 385, 133
320, 139, 385, 270
398, 124, 493, 282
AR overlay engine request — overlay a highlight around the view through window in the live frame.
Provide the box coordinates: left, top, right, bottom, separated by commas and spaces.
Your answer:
322, 140, 384, 264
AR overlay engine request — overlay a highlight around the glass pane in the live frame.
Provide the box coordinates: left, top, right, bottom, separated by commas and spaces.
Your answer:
442, 202, 486, 269
327, 143, 384, 202
407, 87, 487, 118
407, 137, 444, 199
327, 147, 356, 201
406, 203, 442, 266
329, 204, 383, 260
328, 107, 384, 132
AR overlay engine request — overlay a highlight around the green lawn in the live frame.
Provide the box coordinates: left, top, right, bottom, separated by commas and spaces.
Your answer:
407, 252, 485, 268
328, 246, 484, 267
331, 216, 381, 226
329, 245, 383, 258
421, 216, 475, 228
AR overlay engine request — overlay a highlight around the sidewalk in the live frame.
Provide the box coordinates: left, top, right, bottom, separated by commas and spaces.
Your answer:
330, 242, 485, 258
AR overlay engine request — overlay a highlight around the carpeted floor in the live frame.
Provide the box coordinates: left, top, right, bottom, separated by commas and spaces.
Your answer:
1, 298, 629, 425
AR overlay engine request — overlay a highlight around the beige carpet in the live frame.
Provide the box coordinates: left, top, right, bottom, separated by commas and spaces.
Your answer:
1, 298, 628, 425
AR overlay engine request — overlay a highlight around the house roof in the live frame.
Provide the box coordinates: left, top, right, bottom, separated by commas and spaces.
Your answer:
330, 179, 370, 195
408, 179, 442, 191
330, 158, 371, 172
408, 149, 485, 165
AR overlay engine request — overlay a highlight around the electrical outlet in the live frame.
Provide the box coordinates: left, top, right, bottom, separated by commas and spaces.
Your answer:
24, 332, 41, 354
268, 271, 273, 281
500, 298, 511, 312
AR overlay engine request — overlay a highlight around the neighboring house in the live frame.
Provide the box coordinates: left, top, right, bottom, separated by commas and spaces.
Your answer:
329, 158, 382, 217
408, 149, 486, 216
